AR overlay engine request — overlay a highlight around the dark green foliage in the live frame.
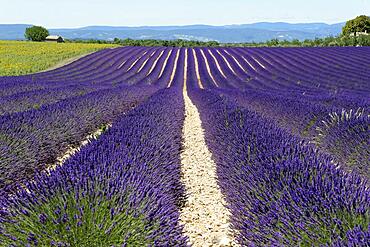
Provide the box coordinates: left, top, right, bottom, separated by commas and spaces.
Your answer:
24, 26, 50, 42
67, 38, 220, 47
266, 38, 280, 47
342, 15, 370, 36
67, 35, 370, 47
1, 192, 152, 246
225, 35, 370, 47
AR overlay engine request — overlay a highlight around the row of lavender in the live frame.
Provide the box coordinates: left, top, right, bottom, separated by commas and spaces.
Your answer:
188, 87, 369, 246
186, 46, 369, 178
0, 85, 158, 191
186, 47, 369, 245
0, 46, 177, 113
228, 47, 370, 94
0, 46, 189, 245
1, 47, 368, 119
2, 47, 369, 100
187, 47, 369, 96
0, 46, 369, 245
0, 46, 181, 191
190, 46, 369, 180
216, 88, 369, 179
0, 88, 188, 246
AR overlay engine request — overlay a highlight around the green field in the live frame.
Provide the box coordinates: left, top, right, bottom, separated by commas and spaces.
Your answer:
0, 40, 117, 76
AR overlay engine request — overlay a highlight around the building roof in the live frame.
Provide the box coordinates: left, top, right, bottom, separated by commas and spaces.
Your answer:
46, 35, 63, 40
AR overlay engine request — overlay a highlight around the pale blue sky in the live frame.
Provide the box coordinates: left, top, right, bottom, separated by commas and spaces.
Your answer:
1, 0, 369, 28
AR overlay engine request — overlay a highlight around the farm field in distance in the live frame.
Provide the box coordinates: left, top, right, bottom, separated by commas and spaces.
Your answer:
0, 41, 117, 76
0, 44, 369, 246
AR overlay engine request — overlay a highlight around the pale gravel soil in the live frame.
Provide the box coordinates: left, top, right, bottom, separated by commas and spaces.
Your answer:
207, 49, 227, 78
200, 49, 219, 87
192, 49, 204, 89
251, 56, 267, 69
137, 50, 156, 73
167, 49, 180, 88
222, 49, 247, 72
45, 124, 112, 174
118, 59, 128, 69
147, 50, 165, 75
126, 51, 148, 71
14, 124, 112, 195
241, 56, 257, 71
215, 50, 237, 75
158, 49, 173, 78
179, 49, 237, 246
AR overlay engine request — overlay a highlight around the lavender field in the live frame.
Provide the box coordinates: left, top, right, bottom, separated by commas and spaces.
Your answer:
0, 46, 369, 246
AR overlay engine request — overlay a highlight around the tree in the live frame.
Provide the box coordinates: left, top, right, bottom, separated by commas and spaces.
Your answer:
113, 38, 121, 44
291, 39, 302, 46
25, 26, 49, 41
342, 15, 370, 36
266, 38, 279, 47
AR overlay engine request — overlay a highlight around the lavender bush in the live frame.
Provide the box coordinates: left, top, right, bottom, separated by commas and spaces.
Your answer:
0, 86, 158, 191
0, 88, 187, 246
188, 87, 369, 246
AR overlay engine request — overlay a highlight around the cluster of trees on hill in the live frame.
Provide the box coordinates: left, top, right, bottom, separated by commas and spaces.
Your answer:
66, 16, 370, 47
25, 15, 370, 47
342, 15, 370, 36
67, 38, 220, 47
228, 35, 370, 47
259, 15, 369, 47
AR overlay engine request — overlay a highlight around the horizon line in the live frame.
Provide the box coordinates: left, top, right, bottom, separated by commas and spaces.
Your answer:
0, 20, 347, 29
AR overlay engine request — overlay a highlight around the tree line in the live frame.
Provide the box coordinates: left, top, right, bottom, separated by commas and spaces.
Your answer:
67, 38, 220, 47
25, 15, 370, 47
227, 35, 370, 47
66, 34, 370, 48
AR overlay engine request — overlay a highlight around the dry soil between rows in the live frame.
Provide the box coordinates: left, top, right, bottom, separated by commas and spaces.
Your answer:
179, 54, 237, 246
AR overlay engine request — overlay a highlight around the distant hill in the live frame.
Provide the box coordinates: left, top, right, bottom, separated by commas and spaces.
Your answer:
0, 22, 345, 43
0, 24, 32, 40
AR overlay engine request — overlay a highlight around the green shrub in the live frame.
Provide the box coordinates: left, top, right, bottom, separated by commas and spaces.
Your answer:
25, 26, 50, 42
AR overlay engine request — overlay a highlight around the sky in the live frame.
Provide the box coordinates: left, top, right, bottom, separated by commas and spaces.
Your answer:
0, 0, 369, 28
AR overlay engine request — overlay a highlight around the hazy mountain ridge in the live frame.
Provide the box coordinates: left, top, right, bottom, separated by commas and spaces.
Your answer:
0, 22, 345, 42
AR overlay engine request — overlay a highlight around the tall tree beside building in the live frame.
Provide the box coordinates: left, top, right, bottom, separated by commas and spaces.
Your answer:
25, 26, 49, 41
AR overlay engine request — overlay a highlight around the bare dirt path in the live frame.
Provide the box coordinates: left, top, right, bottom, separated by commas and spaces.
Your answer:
216, 49, 237, 75
200, 49, 219, 87
208, 49, 227, 78
179, 48, 237, 247
167, 49, 180, 88
137, 50, 156, 73
158, 49, 173, 78
147, 49, 165, 76
45, 124, 112, 174
192, 49, 204, 89
126, 50, 148, 72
